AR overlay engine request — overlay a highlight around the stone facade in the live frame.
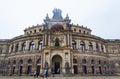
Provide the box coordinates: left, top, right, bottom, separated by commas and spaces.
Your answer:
0, 9, 120, 76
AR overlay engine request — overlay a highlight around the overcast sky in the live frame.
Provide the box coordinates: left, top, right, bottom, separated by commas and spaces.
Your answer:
0, 0, 120, 39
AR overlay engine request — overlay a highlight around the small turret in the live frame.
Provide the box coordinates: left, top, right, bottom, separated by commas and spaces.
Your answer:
65, 14, 69, 20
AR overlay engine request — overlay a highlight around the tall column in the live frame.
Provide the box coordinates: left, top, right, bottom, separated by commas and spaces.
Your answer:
26, 41, 30, 51
85, 41, 89, 52
34, 40, 38, 50
19, 42, 22, 52
48, 34, 50, 46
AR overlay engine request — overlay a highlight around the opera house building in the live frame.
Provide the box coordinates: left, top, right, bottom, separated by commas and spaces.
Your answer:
0, 9, 120, 76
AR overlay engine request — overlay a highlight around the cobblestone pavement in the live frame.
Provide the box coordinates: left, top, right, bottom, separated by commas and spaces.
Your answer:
0, 76, 120, 79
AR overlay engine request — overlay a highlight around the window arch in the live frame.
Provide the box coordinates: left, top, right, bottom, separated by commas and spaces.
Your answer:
89, 42, 93, 51
37, 58, 41, 64
98, 60, 101, 65
38, 40, 43, 50
73, 59, 77, 64
29, 41, 34, 51
96, 43, 99, 52
22, 42, 26, 51
19, 60, 23, 66
82, 59, 87, 64
13, 60, 16, 65
101, 45, 104, 52
28, 59, 32, 65
80, 41, 85, 52
11, 45, 14, 52
91, 60, 94, 64
72, 40, 76, 49
15, 43, 19, 52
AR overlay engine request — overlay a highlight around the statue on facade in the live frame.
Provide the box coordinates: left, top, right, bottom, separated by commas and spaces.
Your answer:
52, 8, 63, 20
65, 62, 70, 76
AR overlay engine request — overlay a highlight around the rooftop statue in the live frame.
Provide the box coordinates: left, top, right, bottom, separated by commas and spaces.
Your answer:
52, 8, 63, 20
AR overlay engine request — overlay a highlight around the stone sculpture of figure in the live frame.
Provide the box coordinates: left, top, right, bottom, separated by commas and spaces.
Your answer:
65, 62, 70, 75
52, 8, 63, 20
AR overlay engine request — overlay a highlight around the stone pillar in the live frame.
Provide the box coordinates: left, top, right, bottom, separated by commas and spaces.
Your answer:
34, 40, 38, 50
19, 42, 22, 51
92, 42, 96, 52
26, 40, 30, 51
99, 44, 102, 52
85, 41, 89, 52
44, 34, 47, 46
24, 58, 28, 75
22, 59, 26, 75
48, 34, 50, 46
13, 44, 15, 53
16, 59, 19, 75
33, 56, 36, 72
69, 34, 72, 47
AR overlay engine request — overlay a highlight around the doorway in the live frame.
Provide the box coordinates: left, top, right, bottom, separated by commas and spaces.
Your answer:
52, 55, 62, 74
13, 67, 15, 74
73, 65, 78, 74
19, 66, 22, 75
82, 65, 87, 74
91, 66, 94, 74
27, 65, 32, 74
99, 66, 102, 74
36, 65, 40, 75
54, 62, 60, 74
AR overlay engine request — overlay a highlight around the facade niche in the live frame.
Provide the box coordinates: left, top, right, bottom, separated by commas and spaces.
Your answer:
55, 37, 60, 47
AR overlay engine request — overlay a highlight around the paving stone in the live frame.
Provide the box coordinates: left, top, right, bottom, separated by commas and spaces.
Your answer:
0, 76, 120, 79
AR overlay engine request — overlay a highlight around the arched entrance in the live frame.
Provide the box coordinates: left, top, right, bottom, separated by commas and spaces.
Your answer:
52, 55, 62, 74
73, 59, 78, 74
82, 59, 87, 74
18, 60, 23, 76
36, 58, 41, 75
27, 59, 32, 75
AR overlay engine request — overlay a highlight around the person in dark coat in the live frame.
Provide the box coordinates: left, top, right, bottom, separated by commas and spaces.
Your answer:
51, 67, 55, 77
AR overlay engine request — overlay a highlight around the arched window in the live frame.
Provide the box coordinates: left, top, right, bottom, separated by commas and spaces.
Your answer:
29, 41, 34, 51
18, 60, 23, 66
101, 45, 104, 52
91, 60, 94, 64
98, 60, 101, 65
13, 60, 16, 65
89, 42, 93, 51
96, 43, 99, 52
80, 41, 85, 52
38, 40, 43, 50
82, 59, 86, 64
73, 59, 77, 64
15, 43, 19, 52
37, 58, 41, 64
28, 59, 32, 65
72, 40, 76, 49
22, 42, 26, 51
11, 45, 14, 52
